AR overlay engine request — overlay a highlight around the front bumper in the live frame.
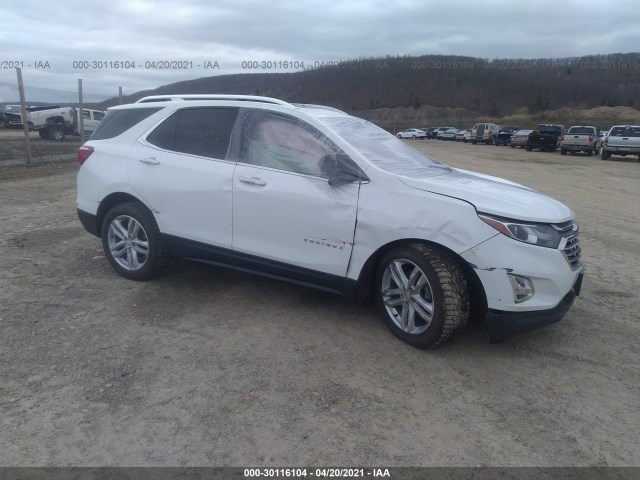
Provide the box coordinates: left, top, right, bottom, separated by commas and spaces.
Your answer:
486, 271, 583, 343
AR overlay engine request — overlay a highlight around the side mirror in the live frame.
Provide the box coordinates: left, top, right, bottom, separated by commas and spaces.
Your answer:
320, 153, 367, 186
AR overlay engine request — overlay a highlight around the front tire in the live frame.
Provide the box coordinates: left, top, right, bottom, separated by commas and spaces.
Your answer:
375, 244, 470, 349
101, 202, 169, 281
49, 127, 65, 141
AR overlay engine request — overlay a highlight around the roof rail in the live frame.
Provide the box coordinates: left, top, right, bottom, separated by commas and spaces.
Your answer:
292, 103, 346, 113
135, 94, 293, 106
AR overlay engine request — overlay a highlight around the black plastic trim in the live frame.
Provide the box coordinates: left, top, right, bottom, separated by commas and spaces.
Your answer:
486, 271, 583, 343
164, 234, 351, 296
77, 209, 100, 237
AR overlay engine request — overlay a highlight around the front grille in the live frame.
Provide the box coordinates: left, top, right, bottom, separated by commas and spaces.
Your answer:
554, 221, 582, 270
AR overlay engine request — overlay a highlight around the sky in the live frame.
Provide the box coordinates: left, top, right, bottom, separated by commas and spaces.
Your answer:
1, 0, 639, 102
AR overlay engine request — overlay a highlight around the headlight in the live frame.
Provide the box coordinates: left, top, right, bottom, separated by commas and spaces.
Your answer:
479, 214, 563, 249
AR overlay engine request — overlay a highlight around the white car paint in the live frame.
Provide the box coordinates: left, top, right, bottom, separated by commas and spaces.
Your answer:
77, 96, 583, 340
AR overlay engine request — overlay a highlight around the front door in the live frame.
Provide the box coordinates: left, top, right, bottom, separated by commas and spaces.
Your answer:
231, 110, 360, 291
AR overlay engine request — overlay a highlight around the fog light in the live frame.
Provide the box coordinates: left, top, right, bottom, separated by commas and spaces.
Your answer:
508, 274, 535, 303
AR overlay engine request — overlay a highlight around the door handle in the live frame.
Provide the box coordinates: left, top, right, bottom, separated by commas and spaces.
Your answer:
239, 176, 266, 186
139, 157, 160, 165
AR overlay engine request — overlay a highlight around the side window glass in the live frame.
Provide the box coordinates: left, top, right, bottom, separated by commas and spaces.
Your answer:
146, 108, 239, 158
146, 112, 179, 150
172, 108, 238, 159
241, 112, 341, 178
83, 110, 91, 120
93, 111, 105, 121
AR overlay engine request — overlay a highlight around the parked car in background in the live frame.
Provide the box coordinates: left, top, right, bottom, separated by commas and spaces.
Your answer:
3, 105, 24, 128
28, 107, 105, 141
471, 123, 500, 144
494, 127, 518, 146
510, 129, 533, 149
455, 129, 470, 142
76, 94, 583, 348
601, 125, 640, 160
599, 130, 609, 144
527, 124, 566, 152
441, 128, 458, 141
560, 126, 601, 156
397, 128, 427, 139
436, 126, 456, 139
420, 127, 434, 138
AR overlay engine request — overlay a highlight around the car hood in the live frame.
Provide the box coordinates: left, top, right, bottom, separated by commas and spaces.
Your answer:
398, 168, 574, 223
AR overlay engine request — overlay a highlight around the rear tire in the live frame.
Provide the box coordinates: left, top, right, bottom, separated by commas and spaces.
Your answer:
561, 149, 567, 155
38, 129, 48, 139
601, 150, 611, 160
526, 146, 532, 151
587, 148, 593, 156
101, 202, 169, 281
375, 244, 470, 349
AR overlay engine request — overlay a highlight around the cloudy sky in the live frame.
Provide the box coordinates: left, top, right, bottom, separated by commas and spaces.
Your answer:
1, 0, 639, 101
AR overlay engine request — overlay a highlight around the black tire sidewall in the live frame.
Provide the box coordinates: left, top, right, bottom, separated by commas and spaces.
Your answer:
101, 202, 163, 281
375, 245, 449, 348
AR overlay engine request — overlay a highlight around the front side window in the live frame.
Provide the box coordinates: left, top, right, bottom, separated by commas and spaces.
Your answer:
93, 111, 105, 121
146, 107, 239, 159
240, 111, 341, 178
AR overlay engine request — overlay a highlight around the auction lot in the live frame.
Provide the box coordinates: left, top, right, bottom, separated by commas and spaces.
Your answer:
1, 140, 639, 466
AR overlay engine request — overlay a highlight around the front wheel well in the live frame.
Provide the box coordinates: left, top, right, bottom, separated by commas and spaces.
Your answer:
354, 239, 488, 317
95, 193, 149, 237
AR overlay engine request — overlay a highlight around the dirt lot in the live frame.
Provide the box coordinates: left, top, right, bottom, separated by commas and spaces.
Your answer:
1, 141, 639, 467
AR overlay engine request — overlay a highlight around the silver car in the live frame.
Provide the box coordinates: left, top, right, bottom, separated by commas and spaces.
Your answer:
510, 129, 533, 148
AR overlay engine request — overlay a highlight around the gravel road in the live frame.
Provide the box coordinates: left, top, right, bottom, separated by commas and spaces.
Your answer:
0, 141, 638, 467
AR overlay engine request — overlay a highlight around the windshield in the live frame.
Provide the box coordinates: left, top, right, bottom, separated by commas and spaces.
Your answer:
321, 116, 451, 178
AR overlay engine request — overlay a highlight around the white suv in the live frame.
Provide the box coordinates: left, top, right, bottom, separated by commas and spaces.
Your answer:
77, 95, 583, 348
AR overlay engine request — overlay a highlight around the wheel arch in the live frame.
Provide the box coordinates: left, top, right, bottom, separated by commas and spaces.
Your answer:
95, 192, 150, 237
353, 238, 488, 317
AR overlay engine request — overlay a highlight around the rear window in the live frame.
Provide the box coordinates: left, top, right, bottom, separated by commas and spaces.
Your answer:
610, 126, 640, 137
90, 107, 161, 140
568, 127, 595, 134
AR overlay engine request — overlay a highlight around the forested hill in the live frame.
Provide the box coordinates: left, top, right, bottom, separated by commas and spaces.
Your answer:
101, 53, 640, 116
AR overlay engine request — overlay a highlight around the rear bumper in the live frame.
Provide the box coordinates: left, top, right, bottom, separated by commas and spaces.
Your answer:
78, 208, 100, 237
563, 144, 591, 151
604, 146, 640, 155
486, 271, 583, 343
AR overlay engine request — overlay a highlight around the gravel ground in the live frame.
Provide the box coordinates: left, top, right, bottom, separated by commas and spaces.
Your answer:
0, 141, 638, 467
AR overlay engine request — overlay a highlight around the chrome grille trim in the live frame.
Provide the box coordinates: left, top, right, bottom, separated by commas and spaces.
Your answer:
553, 221, 582, 270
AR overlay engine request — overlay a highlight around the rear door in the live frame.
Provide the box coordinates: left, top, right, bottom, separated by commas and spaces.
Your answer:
231, 109, 360, 291
129, 107, 239, 257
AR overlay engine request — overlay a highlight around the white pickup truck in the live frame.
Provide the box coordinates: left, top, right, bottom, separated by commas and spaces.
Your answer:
560, 126, 601, 156
601, 125, 640, 160
27, 107, 105, 141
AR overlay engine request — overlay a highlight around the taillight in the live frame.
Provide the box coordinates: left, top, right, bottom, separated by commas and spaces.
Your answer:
588, 135, 593, 142
78, 146, 94, 165
605, 136, 609, 145
560, 135, 564, 142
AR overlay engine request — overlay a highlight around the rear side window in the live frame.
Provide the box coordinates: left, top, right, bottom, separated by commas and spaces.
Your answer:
91, 108, 161, 140
147, 108, 238, 159
610, 126, 640, 137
